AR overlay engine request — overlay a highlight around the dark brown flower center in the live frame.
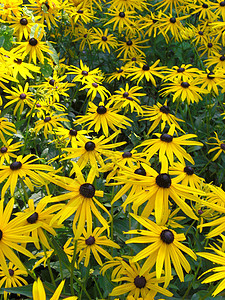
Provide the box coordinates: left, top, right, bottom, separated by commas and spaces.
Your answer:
69, 129, 77, 136
119, 12, 125, 17
97, 106, 107, 114
29, 38, 38, 46
8, 269, 14, 276
49, 79, 55, 86
184, 166, 194, 175
102, 36, 107, 41
117, 69, 123, 73
220, 55, 225, 61
79, 183, 95, 198
134, 168, 146, 176
221, 143, 225, 150
220, 1, 225, 6
160, 229, 174, 244
27, 212, 38, 224
208, 42, 213, 48
198, 30, 203, 35
177, 67, 185, 73
156, 173, 171, 188
92, 83, 98, 88
20, 18, 28, 25
134, 276, 146, 288
85, 236, 95, 245
122, 151, 132, 158
44, 116, 51, 122
77, 9, 83, 13
181, 82, 190, 88
160, 105, 170, 114
14, 58, 22, 64
142, 64, 149, 71
20, 93, 26, 99
10, 161, 22, 170
36, 103, 41, 108
123, 92, 129, 98
82, 70, 88, 76
0, 147, 7, 153
207, 72, 215, 79
160, 133, 173, 142
202, 3, 208, 8
0, 230, 3, 240
170, 17, 176, 23
126, 40, 132, 46
85, 141, 95, 151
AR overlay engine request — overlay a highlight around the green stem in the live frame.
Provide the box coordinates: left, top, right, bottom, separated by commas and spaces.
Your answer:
198, 156, 214, 175
182, 258, 202, 299
185, 219, 196, 237
92, 276, 103, 299
19, 177, 29, 202
70, 240, 78, 296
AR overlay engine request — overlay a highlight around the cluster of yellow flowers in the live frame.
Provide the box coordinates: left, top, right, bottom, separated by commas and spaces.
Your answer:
1, 0, 225, 299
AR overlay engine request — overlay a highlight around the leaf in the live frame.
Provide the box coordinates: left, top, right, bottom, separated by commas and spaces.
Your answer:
46, 41, 59, 65
39, 61, 53, 77
3, 284, 33, 298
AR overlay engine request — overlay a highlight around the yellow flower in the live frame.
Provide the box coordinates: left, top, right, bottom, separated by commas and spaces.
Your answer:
75, 101, 132, 137
0, 139, 23, 165
104, 9, 137, 33
48, 165, 110, 239
91, 27, 118, 53
141, 100, 185, 134
14, 26, 53, 64
34, 113, 69, 139
124, 214, 197, 287
32, 278, 77, 300
109, 258, 173, 298
0, 262, 28, 300
0, 197, 38, 276
0, 154, 55, 198
116, 37, 149, 59
207, 132, 225, 161
77, 227, 120, 267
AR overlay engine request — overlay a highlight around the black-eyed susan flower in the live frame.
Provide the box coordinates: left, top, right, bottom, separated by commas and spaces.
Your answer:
9, 13, 38, 41
61, 131, 126, 174
91, 27, 117, 53
163, 64, 202, 82
77, 226, 120, 267
109, 83, 146, 115
109, 258, 173, 298
3, 82, 35, 115
48, 165, 110, 239
115, 160, 205, 224
0, 113, 17, 144
0, 48, 41, 79
156, 13, 190, 43
141, 100, 185, 134
0, 0, 22, 20
169, 162, 205, 189
34, 113, 69, 139
72, 25, 93, 51
204, 51, 225, 70
116, 37, 149, 59
100, 256, 129, 280
108, 0, 148, 11
15, 197, 64, 250
75, 101, 132, 137
125, 213, 197, 287
0, 197, 38, 276
197, 239, 225, 296
0, 154, 55, 198
104, 9, 136, 33
197, 69, 225, 95
127, 60, 165, 86
67, 60, 103, 84
27, 0, 62, 29
207, 132, 225, 161
0, 262, 28, 300
54, 127, 88, 147
189, 0, 217, 20
198, 36, 222, 57
198, 185, 225, 238
32, 277, 77, 300
79, 81, 111, 102
14, 26, 52, 64
106, 65, 129, 83
211, 0, 225, 20
69, 3, 95, 24
137, 124, 203, 165
160, 79, 208, 104
0, 139, 23, 165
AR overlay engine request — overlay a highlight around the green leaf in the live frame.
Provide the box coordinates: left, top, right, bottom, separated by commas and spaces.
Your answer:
39, 61, 53, 77
46, 41, 59, 65
3, 284, 33, 298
